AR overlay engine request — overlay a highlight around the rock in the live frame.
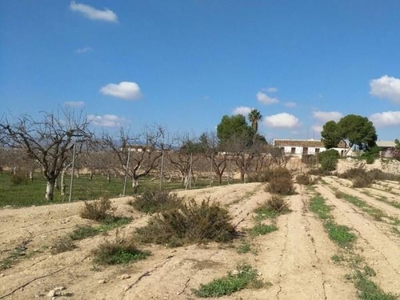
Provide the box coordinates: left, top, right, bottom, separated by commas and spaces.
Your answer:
121, 274, 131, 280
47, 290, 56, 297
98, 279, 107, 284
231, 269, 239, 276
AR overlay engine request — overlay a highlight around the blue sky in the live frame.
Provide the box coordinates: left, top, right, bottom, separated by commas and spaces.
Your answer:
1, 1, 400, 141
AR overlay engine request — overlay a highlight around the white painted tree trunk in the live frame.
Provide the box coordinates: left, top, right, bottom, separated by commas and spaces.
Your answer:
45, 180, 55, 201
132, 178, 139, 188
60, 170, 66, 195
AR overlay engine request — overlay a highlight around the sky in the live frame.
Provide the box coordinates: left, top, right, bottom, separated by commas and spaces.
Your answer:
1, 0, 400, 142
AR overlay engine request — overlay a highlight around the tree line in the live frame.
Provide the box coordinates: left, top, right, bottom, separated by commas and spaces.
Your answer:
0, 109, 286, 201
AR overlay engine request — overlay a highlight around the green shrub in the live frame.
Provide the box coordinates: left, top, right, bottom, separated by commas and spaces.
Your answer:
136, 198, 236, 247
80, 196, 113, 221
93, 238, 150, 265
130, 190, 183, 214
318, 149, 340, 171
10, 173, 28, 185
193, 264, 265, 297
266, 176, 295, 195
51, 237, 77, 254
248, 167, 292, 183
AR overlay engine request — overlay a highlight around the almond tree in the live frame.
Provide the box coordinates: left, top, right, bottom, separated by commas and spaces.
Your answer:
101, 126, 166, 192
0, 111, 92, 200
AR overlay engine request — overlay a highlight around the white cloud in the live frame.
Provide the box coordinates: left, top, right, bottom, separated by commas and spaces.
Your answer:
285, 102, 296, 108
256, 91, 279, 105
64, 101, 85, 107
70, 1, 118, 23
100, 81, 142, 100
370, 75, 400, 104
87, 114, 126, 127
75, 46, 93, 54
312, 124, 323, 133
233, 106, 252, 116
263, 113, 300, 128
312, 111, 343, 123
369, 111, 400, 127
262, 87, 277, 93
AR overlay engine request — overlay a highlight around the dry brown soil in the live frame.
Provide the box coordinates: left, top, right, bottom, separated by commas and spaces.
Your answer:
1, 180, 400, 300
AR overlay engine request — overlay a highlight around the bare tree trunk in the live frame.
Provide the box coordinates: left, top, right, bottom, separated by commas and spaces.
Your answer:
29, 170, 33, 182
107, 172, 111, 183
45, 179, 56, 201
60, 170, 67, 195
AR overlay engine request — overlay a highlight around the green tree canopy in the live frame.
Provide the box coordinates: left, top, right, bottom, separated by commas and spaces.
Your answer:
321, 114, 377, 150
321, 121, 341, 149
217, 115, 254, 144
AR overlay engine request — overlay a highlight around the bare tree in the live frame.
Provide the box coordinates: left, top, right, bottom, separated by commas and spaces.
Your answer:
200, 132, 228, 184
0, 111, 92, 200
101, 126, 166, 192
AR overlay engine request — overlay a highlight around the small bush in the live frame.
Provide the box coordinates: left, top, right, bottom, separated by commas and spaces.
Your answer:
296, 173, 314, 185
80, 196, 113, 221
136, 198, 236, 247
51, 237, 76, 254
266, 177, 295, 195
130, 190, 183, 214
340, 169, 374, 188
10, 173, 28, 185
319, 149, 340, 171
193, 264, 265, 297
93, 238, 150, 265
324, 221, 356, 248
254, 195, 290, 220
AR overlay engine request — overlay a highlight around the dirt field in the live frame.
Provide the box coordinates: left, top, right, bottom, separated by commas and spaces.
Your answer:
1, 179, 400, 300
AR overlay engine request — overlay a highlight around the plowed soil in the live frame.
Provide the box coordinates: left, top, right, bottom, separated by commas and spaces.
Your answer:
1, 179, 400, 300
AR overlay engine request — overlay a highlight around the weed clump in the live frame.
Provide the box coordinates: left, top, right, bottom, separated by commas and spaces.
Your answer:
249, 223, 278, 236
193, 264, 266, 297
10, 173, 28, 185
340, 169, 374, 188
51, 237, 77, 254
130, 190, 183, 214
80, 196, 113, 221
254, 195, 290, 220
93, 237, 150, 265
296, 173, 314, 185
136, 198, 236, 247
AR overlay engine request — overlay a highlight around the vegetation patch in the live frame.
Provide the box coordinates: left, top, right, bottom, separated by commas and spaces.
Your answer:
0, 238, 31, 270
296, 173, 315, 185
93, 238, 150, 265
324, 221, 356, 249
254, 195, 290, 220
80, 196, 114, 221
136, 198, 236, 247
248, 223, 278, 237
51, 237, 77, 254
266, 177, 295, 195
236, 242, 252, 254
340, 193, 389, 222
192, 264, 267, 297
309, 195, 331, 220
130, 190, 184, 214
340, 168, 374, 188
353, 269, 397, 300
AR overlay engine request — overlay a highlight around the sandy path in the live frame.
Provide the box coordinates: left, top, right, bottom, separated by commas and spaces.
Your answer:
316, 184, 400, 295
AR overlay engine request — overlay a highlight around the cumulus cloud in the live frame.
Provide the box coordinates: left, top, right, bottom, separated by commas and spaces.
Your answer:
100, 81, 142, 100
233, 106, 252, 116
370, 75, 400, 104
87, 114, 126, 127
256, 91, 279, 105
64, 101, 85, 107
369, 111, 400, 127
70, 1, 118, 23
285, 102, 296, 108
75, 46, 93, 54
263, 113, 300, 128
312, 111, 343, 123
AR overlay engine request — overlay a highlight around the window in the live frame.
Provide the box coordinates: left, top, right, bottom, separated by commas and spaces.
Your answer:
315, 148, 320, 153
303, 147, 308, 155
291, 147, 295, 154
